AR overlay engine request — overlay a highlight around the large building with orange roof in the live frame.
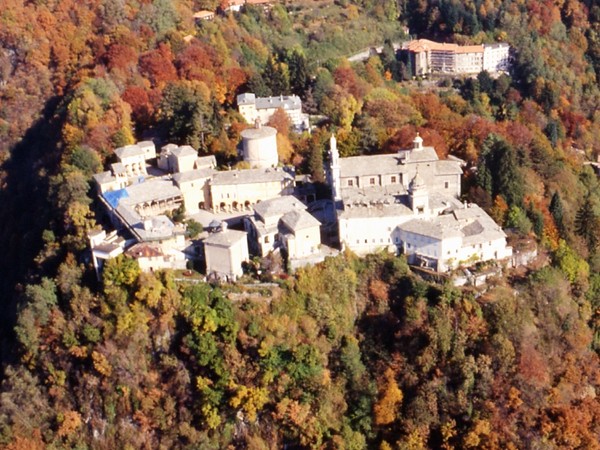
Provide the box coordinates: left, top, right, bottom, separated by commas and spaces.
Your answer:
403, 39, 509, 76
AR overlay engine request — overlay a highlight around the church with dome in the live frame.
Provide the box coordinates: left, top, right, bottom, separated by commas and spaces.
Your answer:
327, 133, 513, 272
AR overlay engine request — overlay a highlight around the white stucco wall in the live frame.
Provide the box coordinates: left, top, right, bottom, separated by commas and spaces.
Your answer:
285, 224, 321, 259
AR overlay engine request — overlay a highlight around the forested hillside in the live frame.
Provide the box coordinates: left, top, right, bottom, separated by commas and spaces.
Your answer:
1, 0, 600, 448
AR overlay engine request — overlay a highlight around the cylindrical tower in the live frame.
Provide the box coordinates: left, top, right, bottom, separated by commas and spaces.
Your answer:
240, 124, 278, 169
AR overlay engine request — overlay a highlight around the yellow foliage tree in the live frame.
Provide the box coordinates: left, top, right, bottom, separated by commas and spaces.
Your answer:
230, 385, 269, 422
57, 410, 82, 438
373, 368, 403, 426
92, 350, 112, 377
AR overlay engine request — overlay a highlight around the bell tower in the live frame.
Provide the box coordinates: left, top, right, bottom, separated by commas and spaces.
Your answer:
328, 133, 341, 201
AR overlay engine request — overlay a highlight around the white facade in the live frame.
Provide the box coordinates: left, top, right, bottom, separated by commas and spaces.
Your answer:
244, 196, 321, 260
88, 230, 126, 280
209, 168, 295, 213
483, 43, 510, 72
398, 204, 513, 271
171, 146, 198, 173
327, 134, 341, 201
237, 93, 308, 130
94, 141, 157, 192
204, 229, 249, 280
404, 39, 510, 76
115, 143, 154, 177
173, 169, 214, 214
337, 214, 402, 255
158, 144, 217, 174
281, 216, 321, 259
126, 242, 187, 272
330, 133, 512, 271
455, 49, 485, 74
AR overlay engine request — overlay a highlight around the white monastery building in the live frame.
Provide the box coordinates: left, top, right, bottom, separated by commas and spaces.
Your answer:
203, 226, 249, 280
237, 93, 309, 130
244, 196, 321, 260
328, 133, 512, 271
94, 141, 157, 193
91, 130, 322, 276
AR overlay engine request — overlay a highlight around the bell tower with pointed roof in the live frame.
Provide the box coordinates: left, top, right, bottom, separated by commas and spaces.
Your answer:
328, 133, 341, 201
409, 168, 429, 214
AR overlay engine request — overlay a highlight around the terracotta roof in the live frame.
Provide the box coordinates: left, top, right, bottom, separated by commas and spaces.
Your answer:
405, 39, 483, 54
126, 243, 164, 258
193, 10, 215, 19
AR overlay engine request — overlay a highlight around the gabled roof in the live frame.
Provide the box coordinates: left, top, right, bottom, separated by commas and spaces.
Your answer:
115, 144, 145, 160
204, 229, 247, 247
338, 147, 441, 178
126, 243, 164, 259
160, 143, 179, 155
196, 155, 217, 168
237, 93, 256, 105
254, 195, 304, 219
193, 10, 215, 19
255, 95, 301, 111
211, 168, 293, 186
93, 171, 114, 184
171, 145, 197, 158
280, 209, 320, 232
404, 39, 483, 54
173, 168, 215, 184
400, 204, 506, 244
111, 162, 127, 175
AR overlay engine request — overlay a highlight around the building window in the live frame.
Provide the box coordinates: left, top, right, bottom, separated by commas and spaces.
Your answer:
391, 176, 397, 183
445, 181, 449, 189
348, 179, 353, 187
370, 177, 375, 185
417, 206, 424, 214
265, 236, 270, 243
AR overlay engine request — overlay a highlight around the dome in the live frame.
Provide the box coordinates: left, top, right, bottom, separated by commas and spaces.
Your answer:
413, 132, 423, 150
409, 171, 427, 192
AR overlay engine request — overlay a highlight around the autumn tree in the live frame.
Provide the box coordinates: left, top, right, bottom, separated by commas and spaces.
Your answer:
373, 368, 403, 426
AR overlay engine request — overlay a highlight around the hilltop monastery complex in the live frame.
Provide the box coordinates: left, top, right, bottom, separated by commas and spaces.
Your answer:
328, 134, 512, 272
89, 120, 513, 280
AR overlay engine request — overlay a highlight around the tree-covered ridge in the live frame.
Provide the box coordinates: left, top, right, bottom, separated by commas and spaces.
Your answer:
4, 252, 600, 448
